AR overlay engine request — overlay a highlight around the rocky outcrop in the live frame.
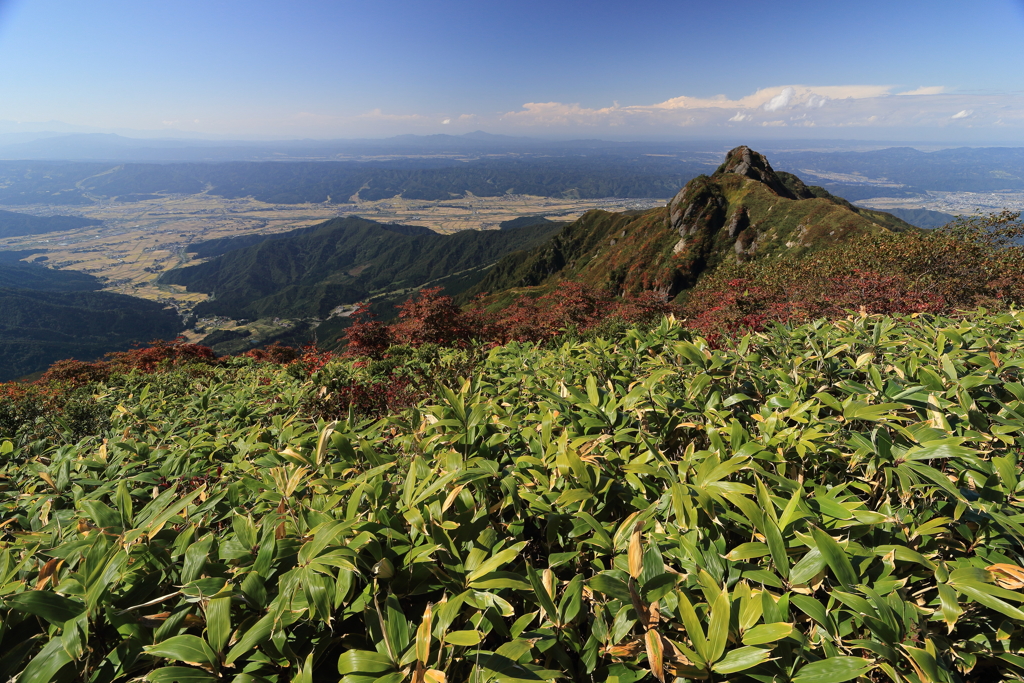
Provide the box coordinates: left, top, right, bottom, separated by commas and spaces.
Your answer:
715, 145, 797, 199
669, 178, 727, 254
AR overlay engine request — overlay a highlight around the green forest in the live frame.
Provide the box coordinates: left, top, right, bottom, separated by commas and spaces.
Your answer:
0, 257, 182, 381
160, 217, 563, 320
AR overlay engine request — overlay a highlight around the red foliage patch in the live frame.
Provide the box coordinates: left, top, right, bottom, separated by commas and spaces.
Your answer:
244, 342, 299, 364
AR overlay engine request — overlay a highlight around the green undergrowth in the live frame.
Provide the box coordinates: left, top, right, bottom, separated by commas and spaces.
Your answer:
3, 311, 1024, 682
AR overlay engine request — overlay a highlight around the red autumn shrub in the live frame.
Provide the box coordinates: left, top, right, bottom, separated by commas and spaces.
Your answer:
105, 338, 218, 374
40, 359, 113, 387
343, 304, 395, 358
390, 287, 477, 347
244, 342, 299, 364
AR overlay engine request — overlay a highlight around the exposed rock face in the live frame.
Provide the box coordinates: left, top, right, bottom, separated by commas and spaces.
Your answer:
716, 145, 797, 199
726, 207, 749, 239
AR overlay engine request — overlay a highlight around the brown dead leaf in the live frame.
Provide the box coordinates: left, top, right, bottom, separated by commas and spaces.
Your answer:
605, 638, 643, 658
645, 629, 665, 682
34, 558, 62, 590
424, 669, 447, 683
39, 472, 57, 490
137, 612, 171, 628
628, 521, 643, 580
989, 563, 1024, 590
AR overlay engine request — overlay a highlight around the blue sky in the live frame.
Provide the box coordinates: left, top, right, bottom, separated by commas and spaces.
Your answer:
1, 0, 1023, 141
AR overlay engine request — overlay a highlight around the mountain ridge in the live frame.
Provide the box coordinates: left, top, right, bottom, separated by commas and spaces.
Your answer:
464, 146, 917, 301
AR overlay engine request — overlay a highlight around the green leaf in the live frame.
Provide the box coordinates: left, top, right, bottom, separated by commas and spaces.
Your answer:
741, 622, 793, 645
6, 591, 85, 624
17, 636, 73, 683
789, 548, 826, 585
527, 565, 559, 620
144, 635, 218, 666
558, 574, 584, 625
810, 527, 858, 588
953, 582, 1024, 620
145, 667, 219, 682
206, 595, 232, 653
707, 589, 730, 664
337, 649, 394, 675
588, 573, 633, 602
843, 402, 903, 422
902, 645, 941, 683
675, 590, 709, 665
466, 541, 527, 583
224, 611, 274, 664
763, 517, 790, 580
726, 542, 770, 561
792, 656, 873, 683
469, 571, 532, 591
936, 583, 963, 630
444, 630, 483, 646
790, 595, 830, 631
712, 645, 772, 674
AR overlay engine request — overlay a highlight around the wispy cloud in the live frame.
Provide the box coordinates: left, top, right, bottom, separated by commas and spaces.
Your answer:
496, 84, 1024, 134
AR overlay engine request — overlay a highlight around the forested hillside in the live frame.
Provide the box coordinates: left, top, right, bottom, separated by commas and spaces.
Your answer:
0, 288, 182, 381
0, 208, 100, 238
159, 217, 562, 319
0, 257, 182, 380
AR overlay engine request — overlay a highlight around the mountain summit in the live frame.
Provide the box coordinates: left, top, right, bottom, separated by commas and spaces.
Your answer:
469, 145, 915, 299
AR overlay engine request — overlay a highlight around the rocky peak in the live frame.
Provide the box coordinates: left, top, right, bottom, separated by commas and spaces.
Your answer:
714, 145, 797, 199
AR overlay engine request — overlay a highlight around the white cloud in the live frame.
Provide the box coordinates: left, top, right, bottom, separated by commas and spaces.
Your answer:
897, 86, 946, 96
764, 87, 795, 112
494, 84, 1024, 135
442, 118, 451, 124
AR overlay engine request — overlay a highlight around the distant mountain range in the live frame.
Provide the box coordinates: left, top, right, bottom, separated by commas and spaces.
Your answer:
0, 133, 1021, 207
0, 130, 722, 162
0, 157, 700, 206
